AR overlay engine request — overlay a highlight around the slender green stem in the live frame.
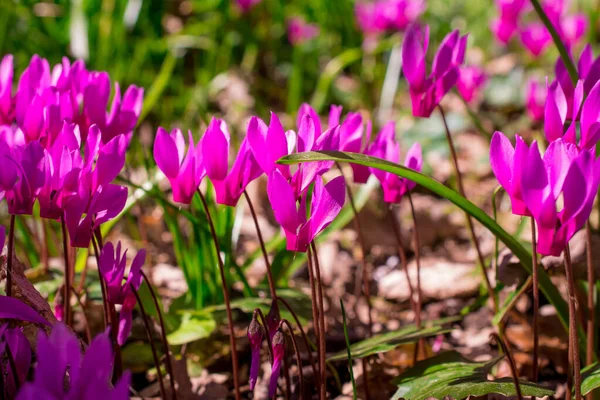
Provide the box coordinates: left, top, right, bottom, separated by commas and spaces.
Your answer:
5, 214, 15, 297
141, 270, 177, 400
531, 218, 539, 385
490, 333, 523, 400
340, 299, 358, 400
565, 245, 582, 400
196, 188, 241, 400
438, 105, 498, 312
132, 285, 167, 400
529, 0, 578, 84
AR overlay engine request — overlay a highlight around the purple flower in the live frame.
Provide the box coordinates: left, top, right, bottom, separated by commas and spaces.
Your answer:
5, 140, 46, 215
490, 131, 531, 216
17, 324, 131, 400
247, 312, 264, 390
558, 13, 587, 48
355, 0, 425, 35
268, 329, 285, 398
457, 65, 487, 103
202, 118, 263, 206
545, 79, 600, 150
367, 122, 422, 203
267, 171, 345, 252
1, 326, 32, 398
491, 0, 526, 43
0, 224, 4, 251
329, 106, 372, 183
247, 112, 294, 179
520, 22, 552, 57
98, 241, 146, 345
525, 78, 545, 122
235, 0, 261, 12
288, 17, 319, 46
0, 55, 14, 125
402, 24, 467, 118
154, 127, 205, 204
0, 295, 51, 326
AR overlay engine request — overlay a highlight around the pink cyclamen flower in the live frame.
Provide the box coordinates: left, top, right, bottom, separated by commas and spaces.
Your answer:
525, 78, 546, 122
558, 13, 587, 48
98, 241, 146, 345
521, 139, 600, 256
1, 326, 32, 398
268, 329, 285, 398
490, 131, 531, 216
0, 55, 14, 125
17, 324, 131, 400
545, 79, 600, 150
367, 122, 422, 203
267, 171, 345, 252
355, 0, 425, 35
201, 118, 262, 206
247, 112, 294, 179
0, 295, 51, 326
288, 17, 319, 46
457, 65, 487, 103
520, 22, 552, 57
491, 0, 527, 43
247, 312, 263, 390
154, 127, 205, 204
235, 0, 261, 12
4, 140, 46, 215
402, 24, 468, 118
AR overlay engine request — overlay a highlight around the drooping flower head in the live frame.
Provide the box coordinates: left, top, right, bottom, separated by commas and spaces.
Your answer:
17, 324, 131, 400
98, 241, 146, 345
247, 310, 264, 391
457, 65, 487, 103
268, 329, 286, 398
288, 17, 319, 46
525, 78, 546, 122
402, 24, 468, 117
367, 122, 422, 203
0, 55, 14, 125
267, 171, 345, 252
154, 127, 205, 204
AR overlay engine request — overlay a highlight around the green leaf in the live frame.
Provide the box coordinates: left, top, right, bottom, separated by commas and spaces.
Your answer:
278, 151, 572, 338
581, 362, 600, 395
328, 324, 451, 362
391, 351, 554, 400
166, 313, 216, 345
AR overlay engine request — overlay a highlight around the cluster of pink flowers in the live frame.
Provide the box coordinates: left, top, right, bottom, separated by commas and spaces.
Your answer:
492, 0, 587, 57
355, 0, 426, 36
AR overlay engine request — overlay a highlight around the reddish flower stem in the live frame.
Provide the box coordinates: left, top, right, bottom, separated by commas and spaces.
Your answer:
407, 192, 424, 363
310, 242, 327, 400
531, 218, 539, 385
279, 319, 305, 399
438, 105, 498, 312
91, 234, 110, 330
306, 247, 321, 365
132, 284, 167, 400
141, 270, 177, 399
196, 188, 241, 400
389, 206, 417, 313
254, 308, 274, 363
565, 245, 582, 400
490, 332, 522, 400
5, 215, 15, 297
60, 215, 72, 327
70, 285, 92, 344
586, 222, 596, 370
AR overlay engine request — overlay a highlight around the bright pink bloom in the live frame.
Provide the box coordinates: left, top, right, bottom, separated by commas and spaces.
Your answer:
545, 79, 600, 149
457, 65, 487, 103
355, 0, 425, 35
491, 0, 527, 43
367, 122, 422, 203
288, 17, 319, 46
402, 24, 467, 118
201, 118, 262, 206
247, 112, 293, 179
98, 241, 146, 345
0, 295, 51, 326
558, 13, 587, 48
268, 329, 285, 398
154, 127, 204, 204
235, 0, 261, 12
521, 140, 600, 256
525, 78, 546, 121
267, 171, 345, 252
490, 131, 531, 216
520, 22, 552, 57
4, 141, 46, 215
0, 55, 14, 125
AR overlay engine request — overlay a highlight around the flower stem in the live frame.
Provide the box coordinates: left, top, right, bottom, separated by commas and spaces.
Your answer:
279, 319, 305, 400
389, 205, 417, 314
196, 188, 241, 400
70, 285, 92, 344
254, 308, 274, 363
91, 234, 110, 330
5, 215, 15, 297
335, 162, 371, 400
531, 218, 540, 385
490, 332, 522, 400
306, 246, 321, 367
586, 222, 596, 368
243, 190, 278, 300
132, 284, 167, 400
141, 270, 177, 400
60, 215, 72, 326
407, 192, 424, 364
310, 242, 327, 400
438, 105, 498, 312
565, 245, 583, 400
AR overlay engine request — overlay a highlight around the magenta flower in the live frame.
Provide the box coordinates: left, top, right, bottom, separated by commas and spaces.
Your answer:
0, 137, 19, 202
520, 22, 552, 57
457, 65, 487, 103
525, 78, 545, 122
0, 295, 50, 326
0, 55, 14, 125
545, 79, 600, 150
490, 131, 531, 216
355, 0, 425, 35
367, 122, 422, 203
4, 141, 46, 215
201, 118, 262, 206
98, 241, 146, 345
235, 0, 261, 12
288, 17, 319, 46
17, 324, 131, 400
402, 24, 467, 118
154, 127, 205, 204
268, 329, 285, 398
491, 0, 526, 43
247, 312, 263, 390
521, 140, 600, 256
558, 13, 587, 48
1, 326, 32, 398
247, 112, 294, 180
267, 171, 345, 252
